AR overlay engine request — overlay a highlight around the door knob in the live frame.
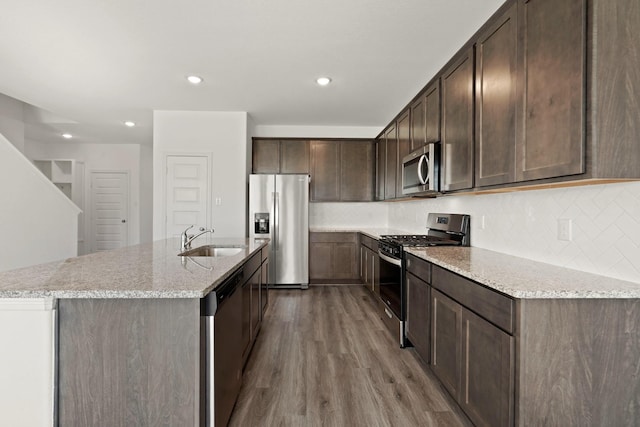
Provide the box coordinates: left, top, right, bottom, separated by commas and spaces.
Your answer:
121, 219, 126, 223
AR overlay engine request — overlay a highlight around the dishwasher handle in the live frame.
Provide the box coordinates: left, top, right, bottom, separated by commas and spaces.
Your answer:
201, 268, 244, 316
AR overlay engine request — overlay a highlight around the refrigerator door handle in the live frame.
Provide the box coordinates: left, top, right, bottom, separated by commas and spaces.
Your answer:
272, 191, 279, 251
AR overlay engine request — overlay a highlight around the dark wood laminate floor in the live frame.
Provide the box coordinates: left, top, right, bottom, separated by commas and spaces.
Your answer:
229, 285, 471, 427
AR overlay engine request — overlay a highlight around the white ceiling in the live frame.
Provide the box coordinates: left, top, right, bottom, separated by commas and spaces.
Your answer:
0, 0, 504, 146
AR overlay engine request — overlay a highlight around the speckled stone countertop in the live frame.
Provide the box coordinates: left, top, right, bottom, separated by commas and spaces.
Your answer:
0, 237, 268, 299
405, 246, 640, 299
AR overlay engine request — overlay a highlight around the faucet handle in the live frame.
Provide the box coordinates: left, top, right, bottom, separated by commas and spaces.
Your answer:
182, 225, 194, 235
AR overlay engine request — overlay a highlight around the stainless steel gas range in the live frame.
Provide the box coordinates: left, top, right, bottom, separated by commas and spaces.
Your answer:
377, 213, 471, 347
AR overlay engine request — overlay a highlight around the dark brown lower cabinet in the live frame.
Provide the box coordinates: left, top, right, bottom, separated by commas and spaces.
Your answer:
431, 287, 514, 427
431, 289, 462, 399
309, 232, 359, 283
405, 271, 430, 363
260, 257, 269, 316
359, 243, 378, 294
461, 308, 514, 427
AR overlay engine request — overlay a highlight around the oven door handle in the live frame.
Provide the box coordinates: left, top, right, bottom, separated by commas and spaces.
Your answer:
378, 250, 402, 267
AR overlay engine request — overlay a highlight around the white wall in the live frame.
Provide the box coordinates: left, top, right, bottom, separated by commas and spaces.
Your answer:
0, 134, 79, 271
25, 141, 144, 251
388, 182, 640, 283
153, 111, 249, 240
139, 144, 154, 243
0, 93, 25, 153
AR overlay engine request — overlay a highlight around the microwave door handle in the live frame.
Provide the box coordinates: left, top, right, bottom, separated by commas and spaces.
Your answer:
417, 154, 428, 185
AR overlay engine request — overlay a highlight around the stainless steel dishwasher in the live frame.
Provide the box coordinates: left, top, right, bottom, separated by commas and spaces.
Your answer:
201, 268, 244, 427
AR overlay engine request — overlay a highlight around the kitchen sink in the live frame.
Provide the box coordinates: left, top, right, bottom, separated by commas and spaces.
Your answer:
178, 245, 246, 257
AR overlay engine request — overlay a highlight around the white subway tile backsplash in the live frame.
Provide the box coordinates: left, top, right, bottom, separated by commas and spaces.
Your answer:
310, 202, 389, 229
389, 181, 640, 283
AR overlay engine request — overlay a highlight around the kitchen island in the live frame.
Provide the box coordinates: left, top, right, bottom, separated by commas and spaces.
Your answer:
0, 237, 269, 427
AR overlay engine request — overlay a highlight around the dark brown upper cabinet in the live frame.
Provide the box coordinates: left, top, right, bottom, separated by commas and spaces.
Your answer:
425, 80, 441, 145
384, 124, 398, 199
310, 140, 374, 202
280, 140, 310, 174
252, 139, 281, 173
310, 140, 341, 201
410, 94, 426, 151
375, 137, 386, 201
475, 2, 518, 187
410, 80, 441, 152
516, 0, 585, 182
396, 110, 411, 197
252, 139, 310, 174
341, 140, 374, 201
442, 47, 475, 192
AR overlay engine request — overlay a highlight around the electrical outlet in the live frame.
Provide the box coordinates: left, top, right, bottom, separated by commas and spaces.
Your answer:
557, 218, 573, 241
215, 197, 222, 206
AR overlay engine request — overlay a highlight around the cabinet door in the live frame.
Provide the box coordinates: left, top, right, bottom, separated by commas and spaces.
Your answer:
406, 272, 430, 363
461, 308, 514, 427
241, 280, 252, 362
475, 3, 517, 187
280, 140, 310, 174
396, 111, 411, 197
310, 141, 341, 201
260, 259, 269, 317
425, 80, 441, 144
340, 141, 374, 201
375, 138, 386, 201
333, 243, 357, 280
431, 289, 462, 400
309, 242, 333, 280
250, 269, 261, 340
410, 94, 426, 151
252, 139, 280, 173
371, 248, 379, 296
360, 244, 369, 287
516, 0, 585, 181
442, 48, 474, 192
384, 125, 397, 199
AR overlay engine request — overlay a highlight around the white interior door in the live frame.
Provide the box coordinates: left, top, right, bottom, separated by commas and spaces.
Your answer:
90, 171, 129, 252
165, 155, 210, 239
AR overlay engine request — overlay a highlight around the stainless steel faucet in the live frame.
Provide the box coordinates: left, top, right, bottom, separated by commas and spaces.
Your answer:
180, 225, 215, 251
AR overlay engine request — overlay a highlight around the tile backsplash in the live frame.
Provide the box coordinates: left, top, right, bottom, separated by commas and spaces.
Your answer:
389, 181, 640, 284
310, 182, 640, 283
310, 202, 389, 229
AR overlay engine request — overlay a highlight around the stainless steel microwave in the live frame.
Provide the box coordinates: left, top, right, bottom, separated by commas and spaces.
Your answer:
401, 144, 440, 196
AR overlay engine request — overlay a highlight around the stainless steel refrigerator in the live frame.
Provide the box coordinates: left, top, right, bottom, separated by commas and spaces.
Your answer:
249, 174, 309, 289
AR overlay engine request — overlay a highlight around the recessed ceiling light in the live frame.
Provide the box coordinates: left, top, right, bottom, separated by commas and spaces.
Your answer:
187, 75, 203, 85
124, 121, 136, 127
62, 133, 72, 139
316, 77, 332, 86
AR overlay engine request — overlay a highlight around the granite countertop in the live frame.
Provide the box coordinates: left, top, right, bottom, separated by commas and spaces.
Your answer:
405, 246, 640, 299
0, 237, 269, 299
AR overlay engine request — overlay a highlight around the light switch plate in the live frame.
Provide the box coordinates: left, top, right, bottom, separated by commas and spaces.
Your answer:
557, 218, 573, 241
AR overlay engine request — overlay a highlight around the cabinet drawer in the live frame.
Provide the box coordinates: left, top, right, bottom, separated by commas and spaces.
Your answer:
244, 251, 262, 277
432, 265, 513, 334
360, 234, 378, 250
310, 232, 357, 243
405, 253, 431, 283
